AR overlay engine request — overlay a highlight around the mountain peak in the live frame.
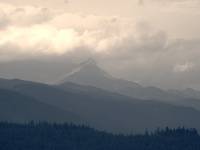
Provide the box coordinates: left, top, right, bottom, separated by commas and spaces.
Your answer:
80, 58, 97, 67
58, 58, 113, 84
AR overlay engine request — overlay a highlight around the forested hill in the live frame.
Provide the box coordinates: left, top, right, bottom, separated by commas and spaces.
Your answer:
0, 122, 200, 150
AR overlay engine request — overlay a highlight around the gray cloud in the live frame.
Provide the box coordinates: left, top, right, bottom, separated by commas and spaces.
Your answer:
99, 36, 200, 89
0, 4, 55, 28
0, 2, 200, 90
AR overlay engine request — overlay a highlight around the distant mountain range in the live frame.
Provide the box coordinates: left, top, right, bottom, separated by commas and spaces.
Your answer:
1, 59, 200, 133
0, 75, 200, 133
59, 58, 200, 110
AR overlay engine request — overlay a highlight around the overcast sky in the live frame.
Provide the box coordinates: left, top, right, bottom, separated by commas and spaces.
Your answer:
0, 0, 200, 89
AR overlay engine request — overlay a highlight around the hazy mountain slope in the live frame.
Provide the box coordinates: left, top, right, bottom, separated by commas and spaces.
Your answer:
59, 59, 200, 110
59, 81, 200, 111
59, 59, 183, 101
169, 88, 200, 100
0, 88, 80, 123
1, 78, 200, 133
57, 82, 200, 132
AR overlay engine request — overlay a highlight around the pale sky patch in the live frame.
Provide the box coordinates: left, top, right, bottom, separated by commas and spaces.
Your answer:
173, 62, 195, 73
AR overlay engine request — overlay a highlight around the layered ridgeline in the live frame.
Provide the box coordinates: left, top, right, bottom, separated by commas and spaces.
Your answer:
59, 59, 200, 110
1, 78, 200, 133
0, 122, 200, 150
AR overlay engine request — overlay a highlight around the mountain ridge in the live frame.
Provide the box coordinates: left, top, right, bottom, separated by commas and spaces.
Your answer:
1, 77, 200, 133
59, 59, 200, 104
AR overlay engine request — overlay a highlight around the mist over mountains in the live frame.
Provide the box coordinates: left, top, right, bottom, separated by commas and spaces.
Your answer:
60, 59, 200, 109
1, 59, 200, 133
0, 0, 200, 149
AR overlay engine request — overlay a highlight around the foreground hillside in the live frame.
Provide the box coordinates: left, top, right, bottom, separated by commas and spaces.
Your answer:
0, 122, 199, 150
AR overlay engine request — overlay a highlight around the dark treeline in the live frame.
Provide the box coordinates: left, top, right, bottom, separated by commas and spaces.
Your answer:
0, 122, 200, 150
